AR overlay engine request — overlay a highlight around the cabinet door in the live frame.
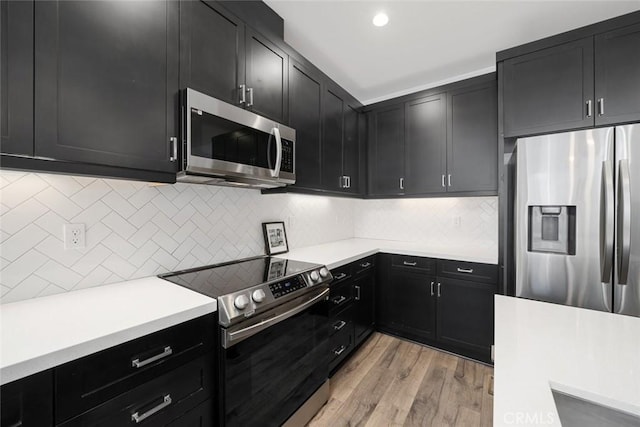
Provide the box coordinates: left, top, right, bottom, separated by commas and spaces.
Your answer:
405, 94, 447, 195
352, 269, 374, 345
503, 37, 594, 137
179, 0, 245, 106
595, 22, 640, 126
369, 105, 405, 195
34, 1, 179, 173
1, 0, 33, 156
245, 28, 288, 123
342, 104, 360, 194
288, 59, 323, 189
386, 267, 436, 342
436, 277, 495, 356
447, 81, 498, 193
322, 85, 345, 191
1, 370, 53, 427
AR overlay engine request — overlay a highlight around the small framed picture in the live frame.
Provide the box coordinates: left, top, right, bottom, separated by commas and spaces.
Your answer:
262, 221, 289, 255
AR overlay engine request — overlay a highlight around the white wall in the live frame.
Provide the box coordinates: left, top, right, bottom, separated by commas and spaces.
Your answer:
0, 170, 497, 303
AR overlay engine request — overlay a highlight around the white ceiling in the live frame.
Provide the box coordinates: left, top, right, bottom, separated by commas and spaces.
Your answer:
265, 0, 640, 105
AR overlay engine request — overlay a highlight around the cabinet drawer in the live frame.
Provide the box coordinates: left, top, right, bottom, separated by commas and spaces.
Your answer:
55, 315, 215, 423
59, 353, 214, 427
330, 306, 353, 337
330, 264, 352, 284
391, 255, 436, 273
437, 260, 498, 285
329, 279, 353, 314
329, 320, 354, 371
353, 256, 375, 275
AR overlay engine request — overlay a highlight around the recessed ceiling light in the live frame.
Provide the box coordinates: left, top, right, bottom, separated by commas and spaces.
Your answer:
372, 12, 389, 27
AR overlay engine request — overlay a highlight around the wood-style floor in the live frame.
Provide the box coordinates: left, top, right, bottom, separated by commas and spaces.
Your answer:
308, 333, 494, 427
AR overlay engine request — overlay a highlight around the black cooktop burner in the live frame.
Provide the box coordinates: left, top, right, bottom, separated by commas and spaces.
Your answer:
160, 256, 321, 298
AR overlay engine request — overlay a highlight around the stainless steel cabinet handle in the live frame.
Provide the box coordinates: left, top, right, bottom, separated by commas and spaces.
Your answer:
131, 346, 172, 368
239, 84, 246, 104
617, 159, 631, 285
339, 176, 346, 188
131, 395, 172, 423
586, 99, 592, 117
333, 320, 347, 331
247, 87, 254, 107
332, 296, 347, 305
355, 285, 361, 301
430, 281, 435, 296
400, 177, 404, 190
360, 262, 371, 268
169, 137, 178, 162
334, 345, 346, 356
403, 261, 417, 267
441, 174, 446, 188
456, 268, 474, 274
334, 273, 347, 281
598, 98, 605, 116
447, 174, 451, 187
437, 282, 441, 298
600, 160, 614, 283
347, 176, 351, 188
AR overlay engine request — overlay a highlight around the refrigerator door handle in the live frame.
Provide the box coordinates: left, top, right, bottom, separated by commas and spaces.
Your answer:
617, 159, 631, 285
600, 160, 615, 283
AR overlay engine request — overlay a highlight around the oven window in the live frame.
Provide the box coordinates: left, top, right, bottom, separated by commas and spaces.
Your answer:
223, 300, 329, 427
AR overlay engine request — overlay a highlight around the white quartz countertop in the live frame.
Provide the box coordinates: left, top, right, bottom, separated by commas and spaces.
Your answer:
279, 238, 497, 269
494, 295, 640, 426
0, 277, 216, 385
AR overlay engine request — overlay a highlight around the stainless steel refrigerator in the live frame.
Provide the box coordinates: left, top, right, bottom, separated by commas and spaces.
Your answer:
515, 124, 640, 317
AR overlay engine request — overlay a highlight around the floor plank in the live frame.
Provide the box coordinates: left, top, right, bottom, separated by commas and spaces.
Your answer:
308, 333, 493, 427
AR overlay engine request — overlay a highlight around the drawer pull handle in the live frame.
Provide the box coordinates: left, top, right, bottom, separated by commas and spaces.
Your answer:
334, 273, 347, 281
334, 345, 346, 356
360, 262, 371, 268
131, 346, 172, 369
131, 394, 172, 423
456, 268, 474, 274
430, 281, 435, 296
332, 296, 347, 305
403, 261, 417, 266
333, 320, 347, 331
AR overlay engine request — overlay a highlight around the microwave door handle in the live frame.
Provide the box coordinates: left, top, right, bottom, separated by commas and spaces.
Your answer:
271, 127, 282, 178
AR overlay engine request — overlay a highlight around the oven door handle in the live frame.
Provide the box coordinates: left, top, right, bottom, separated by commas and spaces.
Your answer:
223, 288, 329, 348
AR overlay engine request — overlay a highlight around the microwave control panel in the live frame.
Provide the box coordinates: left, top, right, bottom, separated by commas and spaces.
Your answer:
281, 139, 294, 173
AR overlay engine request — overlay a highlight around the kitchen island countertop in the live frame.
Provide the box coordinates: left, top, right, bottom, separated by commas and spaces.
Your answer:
0, 277, 216, 385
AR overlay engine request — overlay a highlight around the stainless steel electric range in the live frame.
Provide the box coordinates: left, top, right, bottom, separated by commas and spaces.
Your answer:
160, 256, 333, 427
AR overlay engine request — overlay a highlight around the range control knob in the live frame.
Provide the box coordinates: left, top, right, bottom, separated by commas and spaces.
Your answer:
319, 267, 330, 278
310, 271, 320, 282
234, 294, 250, 310
252, 289, 266, 303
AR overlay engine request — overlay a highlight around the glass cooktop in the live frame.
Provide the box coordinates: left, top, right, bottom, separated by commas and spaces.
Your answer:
160, 256, 321, 298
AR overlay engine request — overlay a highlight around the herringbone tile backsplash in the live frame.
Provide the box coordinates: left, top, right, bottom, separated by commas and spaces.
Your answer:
0, 170, 497, 303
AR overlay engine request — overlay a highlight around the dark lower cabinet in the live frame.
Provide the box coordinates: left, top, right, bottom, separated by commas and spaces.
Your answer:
0, 370, 53, 427
34, 0, 180, 173
595, 22, 640, 126
377, 254, 496, 363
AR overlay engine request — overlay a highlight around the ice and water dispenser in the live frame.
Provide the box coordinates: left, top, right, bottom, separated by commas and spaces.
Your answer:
528, 206, 576, 255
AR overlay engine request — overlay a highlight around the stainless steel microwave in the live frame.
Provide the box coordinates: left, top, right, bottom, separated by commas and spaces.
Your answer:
177, 88, 296, 188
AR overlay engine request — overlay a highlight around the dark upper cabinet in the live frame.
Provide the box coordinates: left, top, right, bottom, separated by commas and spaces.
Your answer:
342, 104, 360, 194
1, 0, 33, 156
1, 370, 53, 427
369, 105, 405, 196
503, 37, 594, 137
436, 277, 496, 357
245, 28, 288, 123
179, 0, 245, 106
288, 59, 323, 189
446, 80, 498, 193
34, 0, 179, 173
322, 86, 345, 191
595, 22, 640, 126
404, 94, 447, 195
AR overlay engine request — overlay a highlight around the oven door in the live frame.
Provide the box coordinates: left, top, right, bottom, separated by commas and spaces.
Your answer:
220, 287, 329, 427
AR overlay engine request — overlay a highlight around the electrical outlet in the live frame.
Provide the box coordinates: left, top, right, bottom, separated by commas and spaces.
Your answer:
64, 223, 86, 249
453, 216, 462, 227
